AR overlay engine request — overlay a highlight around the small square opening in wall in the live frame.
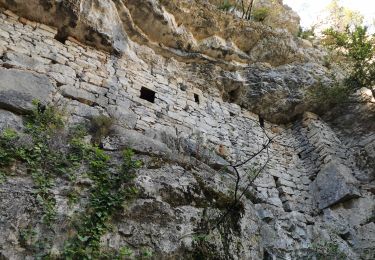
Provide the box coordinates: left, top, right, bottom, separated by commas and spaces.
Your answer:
194, 93, 200, 104
140, 87, 156, 103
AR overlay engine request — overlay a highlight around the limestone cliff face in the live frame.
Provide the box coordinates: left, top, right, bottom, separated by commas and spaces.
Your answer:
0, 0, 329, 123
0, 1, 374, 259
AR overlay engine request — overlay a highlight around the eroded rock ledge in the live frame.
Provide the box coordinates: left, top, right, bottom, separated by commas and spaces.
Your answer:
0, 2, 374, 260
0, 0, 333, 123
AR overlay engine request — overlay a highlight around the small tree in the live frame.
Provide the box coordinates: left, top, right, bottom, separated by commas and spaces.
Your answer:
323, 26, 375, 97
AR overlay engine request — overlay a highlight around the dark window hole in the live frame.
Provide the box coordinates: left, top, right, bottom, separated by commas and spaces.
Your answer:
273, 176, 279, 186
298, 153, 302, 159
140, 87, 155, 103
194, 93, 200, 104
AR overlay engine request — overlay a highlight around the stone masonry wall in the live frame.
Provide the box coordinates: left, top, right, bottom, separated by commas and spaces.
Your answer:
0, 8, 304, 214
0, 9, 374, 259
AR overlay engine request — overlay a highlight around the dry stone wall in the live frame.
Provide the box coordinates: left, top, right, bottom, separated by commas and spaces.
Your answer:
0, 8, 374, 260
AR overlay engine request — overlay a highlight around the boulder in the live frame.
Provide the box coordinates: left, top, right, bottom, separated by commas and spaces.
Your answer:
314, 161, 360, 210
0, 68, 55, 114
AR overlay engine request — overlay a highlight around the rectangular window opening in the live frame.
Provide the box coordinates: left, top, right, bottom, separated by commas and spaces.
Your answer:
140, 87, 156, 103
194, 93, 200, 104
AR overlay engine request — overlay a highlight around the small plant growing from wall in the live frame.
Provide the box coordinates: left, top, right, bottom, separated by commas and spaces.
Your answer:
90, 114, 114, 145
310, 240, 347, 260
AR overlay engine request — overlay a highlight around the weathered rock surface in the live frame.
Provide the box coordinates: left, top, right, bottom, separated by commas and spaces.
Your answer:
0, 3, 374, 260
0, 0, 330, 123
315, 162, 360, 210
0, 68, 55, 113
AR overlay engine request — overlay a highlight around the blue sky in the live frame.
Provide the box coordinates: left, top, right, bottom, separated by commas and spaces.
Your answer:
284, 0, 375, 28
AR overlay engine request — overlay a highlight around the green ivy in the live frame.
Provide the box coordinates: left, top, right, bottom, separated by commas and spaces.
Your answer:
0, 128, 18, 167
0, 102, 66, 224
63, 143, 141, 259
0, 102, 142, 257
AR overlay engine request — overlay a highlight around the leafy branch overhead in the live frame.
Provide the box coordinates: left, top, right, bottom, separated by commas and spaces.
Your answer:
308, 25, 375, 109
323, 26, 375, 96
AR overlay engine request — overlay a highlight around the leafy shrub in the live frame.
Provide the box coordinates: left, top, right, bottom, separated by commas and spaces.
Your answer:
0, 101, 66, 224
26, 100, 64, 138
323, 26, 375, 96
90, 114, 114, 145
308, 82, 351, 111
298, 27, 315, 40
218, 0, 233, 12
0, 128, 18, 168
252, 7, 269, 22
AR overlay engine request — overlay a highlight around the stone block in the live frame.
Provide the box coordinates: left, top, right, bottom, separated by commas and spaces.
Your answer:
3, 52, 47, 72
107, 105, 138, 129
314, 161, 360, 210
103, 127, 172, 157
60, 85, 98, 106
0, 68, 55, 113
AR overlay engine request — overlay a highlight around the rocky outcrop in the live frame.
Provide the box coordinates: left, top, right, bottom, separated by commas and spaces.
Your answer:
0, 2, 374, 260
0, 0, 330, 124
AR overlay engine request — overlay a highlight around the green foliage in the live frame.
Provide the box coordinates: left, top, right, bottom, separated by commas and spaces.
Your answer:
218, 0, 233, 12
63, 147, 141, 259
311, 240, 347, 260
67, 188, 80, 207
323, 26, 375, 93
119, 246, 133, 258
310, 26, 375, 107
90, 115, 114, 145
252, 7, 269, 22
0, 102, 141, 258
141, 248, 153, 258
0, 102, 67, 225
298, 27, 315, 40
193, 234, 210, 242
26, 100, 64, 140
308, 82, 351, 110
326, 0, 364, 32
19, 227, 37, 248
0, 128, 18, 169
